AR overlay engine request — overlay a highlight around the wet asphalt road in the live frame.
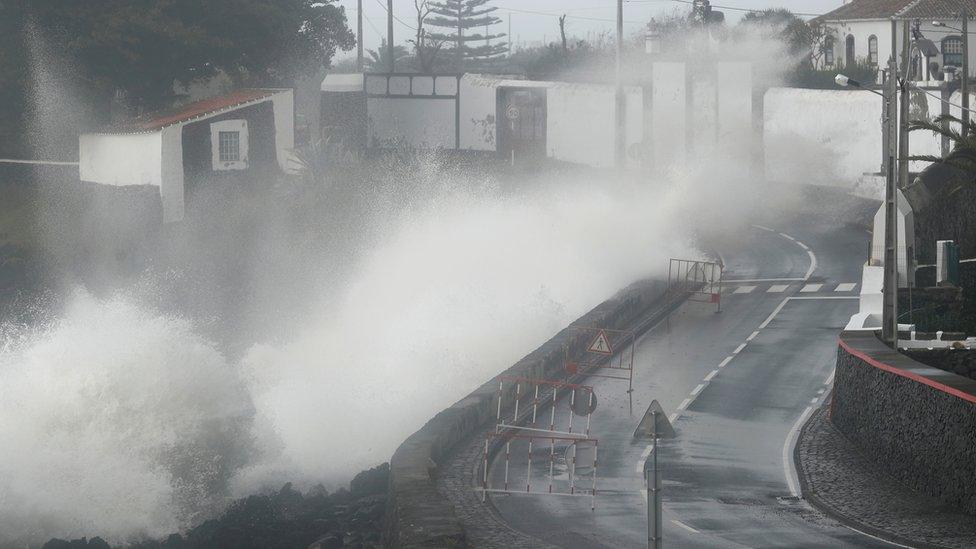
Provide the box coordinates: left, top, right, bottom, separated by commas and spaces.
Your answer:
485, 212, 904, 548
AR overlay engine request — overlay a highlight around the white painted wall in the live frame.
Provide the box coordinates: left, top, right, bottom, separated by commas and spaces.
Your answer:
459, 74, 497, 151
159, 126, 184, 224
763, 87, 946, 187
717, 62, 753, 165
545, 83, 642, 169
366, 97, 456, 149
651, 62, 687, 170
270, 90, 296, 173
79, 132, 163, 187
822, 19, 976, 79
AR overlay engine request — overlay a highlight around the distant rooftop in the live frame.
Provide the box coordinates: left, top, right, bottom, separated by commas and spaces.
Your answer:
107, 88, 279, 134
815, 0, 976, 22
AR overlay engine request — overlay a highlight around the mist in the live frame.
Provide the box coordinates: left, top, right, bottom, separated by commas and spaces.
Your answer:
0, 12, 815, 545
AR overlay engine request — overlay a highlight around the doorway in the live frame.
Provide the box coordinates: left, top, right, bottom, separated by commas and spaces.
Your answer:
497, 87, 546, 163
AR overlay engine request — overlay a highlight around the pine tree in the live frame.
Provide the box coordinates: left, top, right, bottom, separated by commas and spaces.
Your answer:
425, 0, 507, 70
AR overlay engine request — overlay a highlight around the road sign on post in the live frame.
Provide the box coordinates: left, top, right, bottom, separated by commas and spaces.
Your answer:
634, 400, 675, 549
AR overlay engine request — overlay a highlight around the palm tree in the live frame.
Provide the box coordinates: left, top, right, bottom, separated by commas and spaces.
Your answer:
909, 114, 976, 194
365, 39, 410, 72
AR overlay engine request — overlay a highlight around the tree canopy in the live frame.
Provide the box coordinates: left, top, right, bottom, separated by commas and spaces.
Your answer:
426, 0, 507, 69
26, 0, 355, 110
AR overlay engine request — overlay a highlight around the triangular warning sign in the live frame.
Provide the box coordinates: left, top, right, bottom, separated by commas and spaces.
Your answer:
633, 400, 676, 440
587, 330, 613, 355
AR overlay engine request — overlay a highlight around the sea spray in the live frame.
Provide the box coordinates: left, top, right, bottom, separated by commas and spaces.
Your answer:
0, 291, 255, 542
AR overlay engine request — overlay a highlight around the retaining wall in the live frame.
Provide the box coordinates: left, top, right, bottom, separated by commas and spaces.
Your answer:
833, 331, 976, 514
383, 278, 668, 548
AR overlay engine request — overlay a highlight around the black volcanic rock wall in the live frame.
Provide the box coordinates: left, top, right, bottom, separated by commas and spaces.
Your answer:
832, 331, 976, 515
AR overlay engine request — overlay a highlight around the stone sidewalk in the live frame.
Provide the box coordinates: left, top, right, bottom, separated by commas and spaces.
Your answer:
796, 406, 976, 549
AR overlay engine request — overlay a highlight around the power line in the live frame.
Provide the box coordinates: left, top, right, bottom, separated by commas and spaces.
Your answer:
374, 0, 417, 31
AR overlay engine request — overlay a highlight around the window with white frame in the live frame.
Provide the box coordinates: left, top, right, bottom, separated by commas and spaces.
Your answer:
868, 35, 878, 65
943, 36, 964, 68
824, 36, 835, 66
210, 119, 248, 171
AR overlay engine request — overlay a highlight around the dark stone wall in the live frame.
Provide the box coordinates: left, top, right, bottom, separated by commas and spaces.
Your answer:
383, 278, 668, 548
832, 332, 976, 515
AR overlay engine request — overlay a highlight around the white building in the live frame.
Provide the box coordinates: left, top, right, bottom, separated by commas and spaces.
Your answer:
815, 0, 976, 82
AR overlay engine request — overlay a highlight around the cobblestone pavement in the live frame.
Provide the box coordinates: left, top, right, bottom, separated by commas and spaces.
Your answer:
797, 405, 976, 549
435, 424, 558, 549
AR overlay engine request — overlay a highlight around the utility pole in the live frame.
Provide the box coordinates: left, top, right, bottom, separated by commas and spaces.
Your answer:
387, 0, 395, 72
456, 4, 463, 71
964, 9, 970, 135
882, 19, 900, 347
615, 0, 625, 169
357, 0, 364, 72
508, 14, 511, 57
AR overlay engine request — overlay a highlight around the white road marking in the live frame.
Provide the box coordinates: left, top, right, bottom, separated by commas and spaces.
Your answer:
800, 283, 823, 293
668, 412, 678, 423
672, 519, 701, 534
733, 285, 757, 294
753, 224, 776, 232
810, 397, 819, 404
842, 524, 918, 548
678, 398, 692, 410
816, 388, 825, 395
718, 356, 734, 368
835, 282, 857, 292
767, 284, 790, 293
724, 277, 805, 283
778, 232, 795, 241
758, 297, 791, 330
790, 296, 859, 300
0, 158, 79, 165
804, 250, 818, 280
797, 241, 810, 251
691, 383, 705, 396
704, 369, 719, 381
824, 371, 835, 385
783, 405, 815, 497
733, 343, 747, 354
746, 330, 760, 341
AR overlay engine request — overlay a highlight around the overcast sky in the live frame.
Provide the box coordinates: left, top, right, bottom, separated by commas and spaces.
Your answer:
333, 0, 844, 57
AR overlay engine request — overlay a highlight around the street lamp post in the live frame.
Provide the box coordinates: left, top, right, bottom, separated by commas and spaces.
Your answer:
835, 58, 898, 347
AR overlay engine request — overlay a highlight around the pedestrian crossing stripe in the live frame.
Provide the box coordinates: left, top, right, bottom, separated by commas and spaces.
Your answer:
733, 285, 757, 294
800, 284, 823, 293
834, 283, 857, 292
767, 284, 790, 293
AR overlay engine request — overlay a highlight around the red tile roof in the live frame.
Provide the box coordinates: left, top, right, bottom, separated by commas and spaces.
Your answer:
110, 88, 277, 133
815, 0, 976, 22
897, 0, 976, 19
815, 0, 913, 22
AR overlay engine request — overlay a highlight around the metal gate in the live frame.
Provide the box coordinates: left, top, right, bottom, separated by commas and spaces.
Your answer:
497, 87, 546, 163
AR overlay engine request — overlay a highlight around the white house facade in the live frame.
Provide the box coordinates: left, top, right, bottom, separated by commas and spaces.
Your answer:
815, 0, 976, 82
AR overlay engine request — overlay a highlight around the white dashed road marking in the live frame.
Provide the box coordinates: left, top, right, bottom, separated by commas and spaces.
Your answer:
801, 283, 823, 293
768, 284, 790, 293
835, 283, 857, 292
733, 343, 747, 354
733, 285, 757, 294
691, 384, 705, 396
672, 520, 701, 534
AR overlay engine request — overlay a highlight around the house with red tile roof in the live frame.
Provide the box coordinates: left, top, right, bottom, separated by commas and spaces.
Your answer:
814, 0, 976, 82
79, 88, 295, 223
